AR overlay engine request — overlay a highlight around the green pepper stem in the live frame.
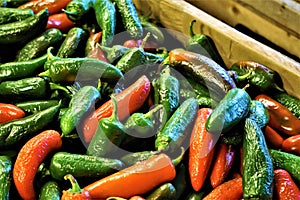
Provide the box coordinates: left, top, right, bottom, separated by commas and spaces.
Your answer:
110, 94, 119, 122
38, 70, 50, 77
64, 174, 83, 193
242, 83, 250, 90
46, 47, 55, 61
236, 69, 253, 81
99, 44, 112, 54
62, 9, 78, 16
189, 20, 197, 37
144, 104, 164, 119
273, 83, 285, 92
139, 32, 151, 49
49, 82, 71, 94
172, 147, 185, 166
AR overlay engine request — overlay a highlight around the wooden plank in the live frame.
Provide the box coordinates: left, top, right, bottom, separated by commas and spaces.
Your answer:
185, 0, 300, 59
133, 0, 300, 98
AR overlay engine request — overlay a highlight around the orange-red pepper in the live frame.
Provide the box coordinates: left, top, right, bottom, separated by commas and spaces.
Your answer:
263, 125, 284, 148
82, 75, 151, 143
189, 108, 218, 191
282, 135, 300, 155
13, 130, 62, 199
62, 174, 91, 200
46, 12, 75, 33
255, 94, 300, 136
18, 0, 72, 15
0, 103, 25, 124
83, 153, 176, 199
274, 169, 300, 200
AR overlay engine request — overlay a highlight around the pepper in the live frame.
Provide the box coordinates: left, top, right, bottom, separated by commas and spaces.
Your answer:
274, 169, 300, 200
0, 7, 34, 25
229, 61, 284, 92
62, 174, 91, 200
155, 98, 198, 152
39, 181, 61, 200
169, 49, 236, 101
87, 95, 127, 157
0, 103, 25, 124
189, 108, 217, 191
46, 12, 75, 33
82, 75, 151, 143
145, 182, 177, 200
247, 100, 270, 128
263, 125, 284, 148
0, 103, 60, 148
152, 66, 180, 119
92, 0, 116, 46
85, 31, 109, 63
18, 0, 72, 14
139, 15, 165, 44
255, 94, 300, 136
39, 48, 123, 84
282, 135, 300, 155
272, 92, 300, 119
210, 142, 236, 188
206, 87, 251, 134
0, 155, 12, 200
0, 8, 49, 45
15, 99, 59, 114
56, 27, 88, 58
83, 153, 177, 199
64, 0, 94, 22
60, 85, 101, 137
0, 54, 47, 83
120, 150, 161, 167
186, 20, 225, 67
100, 44, 129, 64
13, 130, 62, 200
16, 28, 63, 61
171, 163, 187, 200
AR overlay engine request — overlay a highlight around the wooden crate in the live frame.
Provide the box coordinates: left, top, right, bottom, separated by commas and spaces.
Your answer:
185, 0, 300, 59
132, 0, 300, 99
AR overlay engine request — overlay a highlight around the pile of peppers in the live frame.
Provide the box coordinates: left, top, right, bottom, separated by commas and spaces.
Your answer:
0, 0, 300, 199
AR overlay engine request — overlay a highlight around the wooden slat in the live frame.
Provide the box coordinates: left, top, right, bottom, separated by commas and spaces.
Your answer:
133, 0, 300, 98
185, 0, 300, 59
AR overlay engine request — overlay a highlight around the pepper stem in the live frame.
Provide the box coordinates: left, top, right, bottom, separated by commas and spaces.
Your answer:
110, 94, 119, 122
273, 83, 285, 92
139, 32, 151, 49
46, 47, 55, 61
49, 82, 71, 94
189, 20, 197, 37
236, 69, 253, 81
172, 147, 185, 166
64, 174, 83, 193
62, 9, 78, 16
38, 70, 50, 77
242, 83, 251, 90
144, 104, 164, 119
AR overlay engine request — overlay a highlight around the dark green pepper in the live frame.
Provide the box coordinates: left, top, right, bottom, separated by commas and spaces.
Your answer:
120, 150, 160, 167
64, 0, 94, 22
248, 100, 269, 128
0, 54, 47, 83
92, 0, 116, 46
15, 100, 60, 114
38, 181, 61, 200
49, 152, 123, 181
186, 20, 225, 68
185, 191, 205, 200
146, 182, 177, 200
155, 98, 198, 152
56, 27, 88, 58
242, 118, 274, 200
60, 85, 101, 137
86, 95, 126, 157
172, 164, 187, 200
272, 92, 300, 119
0, 8, 49, 45
16, 28, 63, 61
153, 66, 180, 119
0, 104, 60, 149
0, 7, 34, 25
114, 0, 143, 39
39, 48, 123, 84
100, 44, 129, 64
206, 88, 251, 134
0, 155, 11, 200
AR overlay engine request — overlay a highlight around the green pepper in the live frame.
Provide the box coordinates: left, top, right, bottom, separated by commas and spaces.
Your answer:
39, 48, 123, 84
15, 100, 60, 114
172, 164, 187, 200
185, 191, 205, 200
0, 155, 11, 200
0, 8, 49, 45
153, 66, 180, 119
146, 182, 177, 200
64, 0, 94, 22
49, 152, 123, 181
38, 181, 61, 200
120, 150, 160, 167
0, 104, 60, 149
0, 54, 47, 83
155, 98, 198, 152
186, 20, 225, 68
86, 95, 126, 157
56, 27, 88, 58
92, 0, 116, 46
100, 45, 129, 64
248, 100, 269, 129
0, 7, 34, 25
206, 87, 251, 134
16, 28, 63, 61
60, 85, 101, 137
272, 92, 300, 119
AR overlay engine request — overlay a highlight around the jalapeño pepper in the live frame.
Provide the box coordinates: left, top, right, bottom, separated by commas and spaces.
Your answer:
248, 100, 269, 129
145, 183, 177, 200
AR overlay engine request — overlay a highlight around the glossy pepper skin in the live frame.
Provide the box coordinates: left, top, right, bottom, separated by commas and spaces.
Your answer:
255, 94, 300, 136
87, 95, 126, 157
13, 130, 62, 200
0, 103, 25, 124
46, 12, 75, 33
18, 0, 72, 14
272, 92, 300, 119
274, 169, 300, 200
64, 0, 94, 22
85, 31, 109, 63
247, 100, 270, 129
62, 174, 91, 200
0, 7, 34, 25
282, 135, 300, 155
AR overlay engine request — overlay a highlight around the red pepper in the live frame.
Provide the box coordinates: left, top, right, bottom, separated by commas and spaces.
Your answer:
83, 153, 176, 199
18, 0, 72, 15
13, 130, 62, 200
255, 94, 300, 136
82, 75, 151, 143
0, 103, 25, 124
202, 177, 243, 200
263, 125, 284, 148
282, 135, 300, 155
189, 108, 218, 191
274, 169, 300, 200
62, 174, 91, 200
46, 12, 75, 33
210, 142, 236, 188
85, 31, 109, 63
239, 147, 243, 175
